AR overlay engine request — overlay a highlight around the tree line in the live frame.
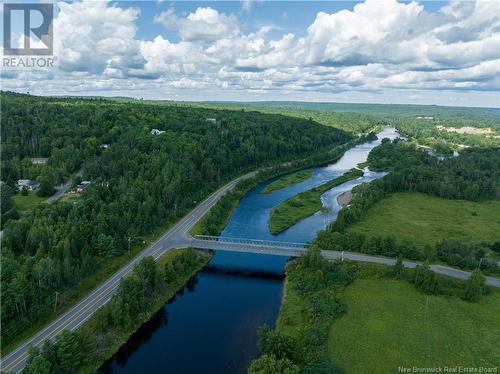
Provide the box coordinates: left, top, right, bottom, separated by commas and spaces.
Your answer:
249, 249, 358, 373
23, 250, 208, 373
0, 91, 351, 348
315, 139, 500, 274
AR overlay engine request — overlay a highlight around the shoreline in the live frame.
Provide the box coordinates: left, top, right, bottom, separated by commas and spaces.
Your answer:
84, 249, 213, 372
281, 277, 288, 304
337, 190, 352, 207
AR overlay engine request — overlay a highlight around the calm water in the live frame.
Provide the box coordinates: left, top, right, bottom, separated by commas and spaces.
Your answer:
99, 128, 399, 374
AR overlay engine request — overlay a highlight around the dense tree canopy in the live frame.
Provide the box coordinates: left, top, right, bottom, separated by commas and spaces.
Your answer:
0, 91, 351, 347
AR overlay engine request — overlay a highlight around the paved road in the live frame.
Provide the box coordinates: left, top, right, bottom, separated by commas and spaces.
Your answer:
190, 238, 500, 288
321, 250, 500, 288
3, 167, 500, 372
0, 172, 255, 373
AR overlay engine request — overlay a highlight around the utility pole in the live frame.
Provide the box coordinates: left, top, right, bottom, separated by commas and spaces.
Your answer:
54, 291, 59, 312
478, 257, 484, 270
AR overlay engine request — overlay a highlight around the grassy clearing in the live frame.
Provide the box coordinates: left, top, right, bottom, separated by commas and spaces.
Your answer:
261, 170, 314, 194
348, 192, 500, 247
269, 168, 363, 234
327, 275, 500, 372
12, 192, 45, 211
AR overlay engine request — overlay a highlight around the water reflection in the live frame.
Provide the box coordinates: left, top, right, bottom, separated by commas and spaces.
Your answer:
99, 128, 400, 373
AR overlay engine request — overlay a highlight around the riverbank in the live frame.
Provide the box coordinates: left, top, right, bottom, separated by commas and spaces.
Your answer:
191, 141, 357, 236
79, 129, 398, 373
266, 260, 500, 373
337, 190, 352, 207
268, 168, 363, 234
83, 249, 212, 373
261, 170, 314, 194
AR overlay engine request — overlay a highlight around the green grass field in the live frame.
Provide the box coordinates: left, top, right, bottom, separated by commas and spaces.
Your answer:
269, 169, 363, 234
12, 193, 45, 211
348, 192, 500, 247
327, 276, 500, 372
261, 170, 313, 194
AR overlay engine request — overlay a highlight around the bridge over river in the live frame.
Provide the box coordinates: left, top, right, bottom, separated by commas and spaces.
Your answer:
3, 171, 500, 374
190, 235, 500, 288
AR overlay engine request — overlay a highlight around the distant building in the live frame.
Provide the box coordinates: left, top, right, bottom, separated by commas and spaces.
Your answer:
17, 179, 40, 191
206, 118, 217, 123
76, 181, 91, 193
31, 157, 49, 165
150, 129, 165, 135
99, 144, 110, 149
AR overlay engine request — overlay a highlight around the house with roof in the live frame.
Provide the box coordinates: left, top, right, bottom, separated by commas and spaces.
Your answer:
31, 157, 49, 165
150, 129, 165, 135
17, 179, 40, 191
76, 181, 91, 193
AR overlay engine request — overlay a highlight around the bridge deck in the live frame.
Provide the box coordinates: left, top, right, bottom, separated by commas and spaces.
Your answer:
191, 236, 307, 257
190, 236, 500, 288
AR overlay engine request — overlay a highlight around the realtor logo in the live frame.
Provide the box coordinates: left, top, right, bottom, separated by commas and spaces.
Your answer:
3, 3, 54, 56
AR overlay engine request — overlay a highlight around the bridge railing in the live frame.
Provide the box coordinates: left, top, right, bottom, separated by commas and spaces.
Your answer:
193, 235, 307, 249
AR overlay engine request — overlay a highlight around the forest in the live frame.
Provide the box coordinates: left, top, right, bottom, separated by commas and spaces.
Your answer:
185, 101, 500, 144
22, 249, 209, 373
0, 91, 351, 349
249, 249, 358, 374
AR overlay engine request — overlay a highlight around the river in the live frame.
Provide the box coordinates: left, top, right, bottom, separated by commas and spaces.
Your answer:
98, 127, 400, 373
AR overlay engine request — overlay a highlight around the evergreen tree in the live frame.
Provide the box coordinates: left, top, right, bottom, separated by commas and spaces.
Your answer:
392, 257, 405, 278
248, 354, 300, 374
413, 262, 437, 294
23, 355, 52, 374
257, 325, 300, 362
56, 330, 82, 373
463, 270, 486, 302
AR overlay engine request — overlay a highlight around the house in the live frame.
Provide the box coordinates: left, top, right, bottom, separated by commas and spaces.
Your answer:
99, 144, 110, 149
17, 179, 40, 191
150, 129, 165, 135
206, 118, 217, 123
31, 157, 49, 165
76, 181, 91, 193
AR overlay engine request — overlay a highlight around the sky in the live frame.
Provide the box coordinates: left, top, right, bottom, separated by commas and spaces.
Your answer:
1, 0, 500, 107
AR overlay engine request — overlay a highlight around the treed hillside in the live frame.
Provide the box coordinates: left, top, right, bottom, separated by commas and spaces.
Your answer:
0, 91, 351, 347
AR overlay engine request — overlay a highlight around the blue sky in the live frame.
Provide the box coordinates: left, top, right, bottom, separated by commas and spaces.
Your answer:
2, 0, 499, 107
129, 1, 449, 40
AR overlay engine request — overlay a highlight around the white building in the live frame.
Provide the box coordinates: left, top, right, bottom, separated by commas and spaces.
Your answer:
31, 157, 49, 165
17, 179, 40, 191
150, 129, 166, 135
76, 181, 91, 193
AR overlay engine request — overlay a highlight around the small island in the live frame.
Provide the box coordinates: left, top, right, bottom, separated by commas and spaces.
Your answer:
268, 168, 363, 234
261, 170, 314, 194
